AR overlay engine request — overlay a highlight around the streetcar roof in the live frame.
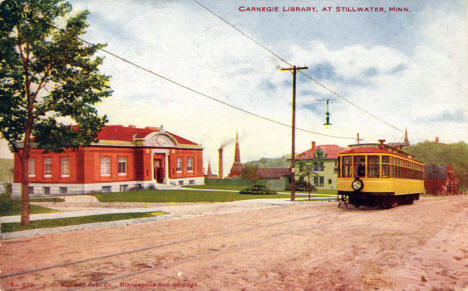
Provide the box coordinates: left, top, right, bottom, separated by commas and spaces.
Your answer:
339, 143, 423, 164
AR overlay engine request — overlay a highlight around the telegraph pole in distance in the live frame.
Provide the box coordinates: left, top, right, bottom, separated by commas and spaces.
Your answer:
281, 65, 308, 201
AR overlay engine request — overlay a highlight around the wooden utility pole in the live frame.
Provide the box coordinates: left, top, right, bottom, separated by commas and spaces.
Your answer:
281, 65, 308, 201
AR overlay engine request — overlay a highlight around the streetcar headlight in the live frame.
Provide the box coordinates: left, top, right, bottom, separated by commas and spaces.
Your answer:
352, 178, 364, 191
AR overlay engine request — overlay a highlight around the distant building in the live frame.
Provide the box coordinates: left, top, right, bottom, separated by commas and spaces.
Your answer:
257, 168, 291, 180
424, 164, 459, 195
13, 125, 204, 197
387, 128, 410, 150
295, 142, 346, 190
205, 161, 218, 180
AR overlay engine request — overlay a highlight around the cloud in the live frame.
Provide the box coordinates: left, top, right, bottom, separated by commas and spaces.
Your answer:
300, 103, 322, 115
309, 62, 336, 80
426, 110, 467, 122
388, 63, 406, 74
363, 67, 379, 77
258, 79, 276, 92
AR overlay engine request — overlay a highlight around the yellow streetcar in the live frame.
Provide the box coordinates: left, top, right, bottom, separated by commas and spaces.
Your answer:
337, 140, 424, 208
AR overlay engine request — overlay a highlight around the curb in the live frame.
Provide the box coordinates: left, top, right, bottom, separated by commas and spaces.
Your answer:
1, 213, 172, 240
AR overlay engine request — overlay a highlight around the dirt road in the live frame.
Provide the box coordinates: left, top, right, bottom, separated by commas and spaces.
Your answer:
1, 196, 467, 290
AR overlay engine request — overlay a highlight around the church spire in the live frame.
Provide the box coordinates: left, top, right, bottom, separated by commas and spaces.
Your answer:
206, 161, 213, 176
234, 131, 241, 163
228, 131, 243, 178
404, 128, 409, 144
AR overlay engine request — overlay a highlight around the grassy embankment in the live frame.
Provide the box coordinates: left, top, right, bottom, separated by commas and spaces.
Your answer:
183, 178, 266, 191
1, 212, 166, 233
0, 193, 61, 217
93, 190, 291, 203
93, 178, 337, 202
184, 178, 338, 195
93, 178, 292, 202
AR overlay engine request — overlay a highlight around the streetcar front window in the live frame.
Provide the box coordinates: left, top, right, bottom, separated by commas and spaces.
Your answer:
341, 156, 352, 177
367, 155, 380, 178
354, 155, 365, 177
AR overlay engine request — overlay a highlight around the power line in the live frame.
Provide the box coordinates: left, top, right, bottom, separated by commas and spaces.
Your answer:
192, 0, 404, 133
52, 26, 356, 140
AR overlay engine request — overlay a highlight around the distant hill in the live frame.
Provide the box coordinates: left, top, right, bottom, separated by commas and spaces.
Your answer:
245, 156, 290, 168
0, 158, 14, 182
405, 141, 468, 189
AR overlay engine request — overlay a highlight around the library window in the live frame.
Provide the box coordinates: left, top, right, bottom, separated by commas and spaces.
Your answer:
61, 157, 70, 177
118, 157, 127, 176
187, 157, 194, 172
176, 157, 182, 173
44, 158, 52, 177
28, 158, 36, 177
100, 157, 111, 176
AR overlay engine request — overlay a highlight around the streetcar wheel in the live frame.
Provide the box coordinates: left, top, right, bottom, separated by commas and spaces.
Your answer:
380, 197, 394, 209
354, 199, 361, 208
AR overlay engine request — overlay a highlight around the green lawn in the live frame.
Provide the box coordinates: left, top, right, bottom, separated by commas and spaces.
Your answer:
30, 197, 65, 202
1, 211, 166, 233
290, 190, 338, 195
93, 189, 291, 203
185, 184, 339, 195
203, 178, 258, 187
0, 197, 60, 217
183, 185, 246, 191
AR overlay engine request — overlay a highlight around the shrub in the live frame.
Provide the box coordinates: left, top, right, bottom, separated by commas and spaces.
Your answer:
240, 185, 277, 195
285, 180, 316, 192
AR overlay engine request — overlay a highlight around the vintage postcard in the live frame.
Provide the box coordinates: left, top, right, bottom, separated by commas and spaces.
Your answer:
1, 0, 467, 290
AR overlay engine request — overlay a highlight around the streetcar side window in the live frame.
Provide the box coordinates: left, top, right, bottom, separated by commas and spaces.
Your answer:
354, 155, 365, 177
402, 159, 406, 178
337, 157, 341, 177
396, 158, 402, 178
367, 155, 380, 178
341, 156, 352, 177
382, 156, 390, 177
410, 162, 415, 179
390, 157, 395, 177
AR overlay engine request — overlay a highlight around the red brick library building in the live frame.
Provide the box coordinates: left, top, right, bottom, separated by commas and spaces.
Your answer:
13, 125, 204, 197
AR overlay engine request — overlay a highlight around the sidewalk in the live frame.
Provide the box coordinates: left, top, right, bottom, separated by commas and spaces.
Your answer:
0, 207, 170, 223
1, 196, 318, 239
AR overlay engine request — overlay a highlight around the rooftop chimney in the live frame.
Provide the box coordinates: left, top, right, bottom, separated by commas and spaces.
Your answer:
435, 136, 439, 143
311, 141, 316, 151
218, 148, 223, 179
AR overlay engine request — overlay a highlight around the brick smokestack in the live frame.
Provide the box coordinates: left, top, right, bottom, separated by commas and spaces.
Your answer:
218, 147, 223, 179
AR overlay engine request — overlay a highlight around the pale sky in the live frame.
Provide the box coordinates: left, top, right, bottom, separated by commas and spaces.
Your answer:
1, 0, 467, 176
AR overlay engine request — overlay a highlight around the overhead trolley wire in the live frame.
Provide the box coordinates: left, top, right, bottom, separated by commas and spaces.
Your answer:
52, 25, 356, 140
192, 0, 404, 133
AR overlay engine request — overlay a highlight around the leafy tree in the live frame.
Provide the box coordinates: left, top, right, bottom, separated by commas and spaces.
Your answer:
241, 164, 260, 184
296, 160, 316, 198
0, 0, 112, 225
245, 156, 290, 168
405, 141, 468, 189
